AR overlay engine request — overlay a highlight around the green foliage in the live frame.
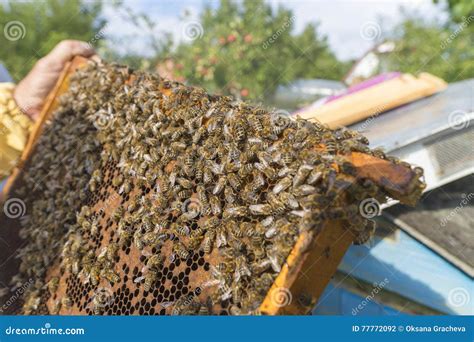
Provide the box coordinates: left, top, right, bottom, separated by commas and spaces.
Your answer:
384, 16, 473, 82
173, 0, 348, 101
0, 0, 104, 80
436, 0, 474, 22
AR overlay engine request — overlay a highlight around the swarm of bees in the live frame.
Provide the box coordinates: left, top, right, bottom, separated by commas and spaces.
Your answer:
4, 61, 425, 315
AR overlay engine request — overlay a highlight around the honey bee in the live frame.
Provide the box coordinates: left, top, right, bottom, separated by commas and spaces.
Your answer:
293, 164, 313, 187
272, 176, 292, 194
234, 255, 251, 282
173, 224, 190, 236
119, 179, 132, 194
279, 191, 300, 209
266, 192, 285, 214
134, 230, 144, 250
251, 170, 265, 190
227, 173, 242, 190
173, 242, 190, 260
306, 166, 323, 184
61, 296, 72, 309
176, 177, 193, 189
112, 174, 124, 187
249, 204, 272, 216
102, 268, 120, 284
224, 186, 236, 204
112, 205, 124, 222
213, 176, 227, 195
224, 206, 248, 218
293, 184, 317, 197
209, 195, 222, 215
90, 264, 101, 286
51, 300, 62, 315
203, 216, 220, 230
353, 220, 376, 245
203, 230, 216, 254
232, 119, 246, 141
143, 268, 158, 292
47, 277, 59, 294
92, 290, 111, 315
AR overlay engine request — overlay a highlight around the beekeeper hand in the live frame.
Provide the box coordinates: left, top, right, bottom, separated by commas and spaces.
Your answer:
13, 40, 96, 121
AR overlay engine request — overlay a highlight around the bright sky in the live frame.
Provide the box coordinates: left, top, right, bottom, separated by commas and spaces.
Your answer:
103, 0, 448, 61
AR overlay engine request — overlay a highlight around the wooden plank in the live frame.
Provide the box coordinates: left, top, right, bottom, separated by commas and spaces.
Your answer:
260, 221, 355, 314
298, 73, 447, 128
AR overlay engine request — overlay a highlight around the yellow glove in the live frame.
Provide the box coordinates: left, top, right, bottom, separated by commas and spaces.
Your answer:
0, 83, 33, 179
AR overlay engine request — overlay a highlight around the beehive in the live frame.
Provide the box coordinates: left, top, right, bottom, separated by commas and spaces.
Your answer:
0, 57, 425, 315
